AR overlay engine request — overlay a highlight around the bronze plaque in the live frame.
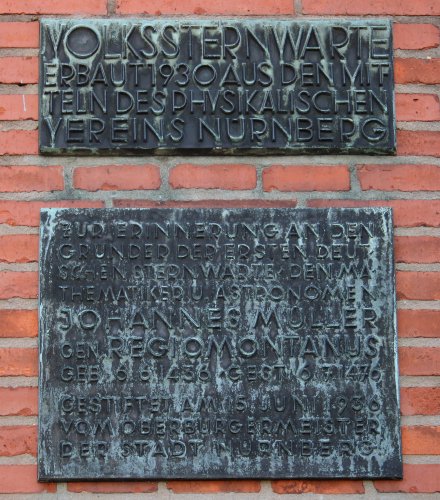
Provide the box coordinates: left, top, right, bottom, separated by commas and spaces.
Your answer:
38, 208, 402, 480
39, 19, 395, 154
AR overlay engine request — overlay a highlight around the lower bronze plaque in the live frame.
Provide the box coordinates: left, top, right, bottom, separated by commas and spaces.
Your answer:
38, 208, 402, 480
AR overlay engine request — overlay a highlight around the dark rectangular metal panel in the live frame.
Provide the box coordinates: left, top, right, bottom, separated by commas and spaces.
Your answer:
38, 208, 402, 480
39, 19, 395, 154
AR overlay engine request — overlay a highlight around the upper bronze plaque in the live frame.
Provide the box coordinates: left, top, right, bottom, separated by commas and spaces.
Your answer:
39, 19, 395, 154
39, 208, 402, 480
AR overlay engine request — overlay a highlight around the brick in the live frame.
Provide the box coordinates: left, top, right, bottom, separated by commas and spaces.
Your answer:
68, 482, 158, 493
116, 0, 293, 15
0, 235, 39, 263
395, 236, 440, 264
402, 426, 440, 455
358, 164, 440, 191
397, 130, 440, 157
0, 309, 38, 337
394, 24, 440, 50
374, 464, 440, 493
0, 348, 38, 376
0, 94, 38, 121
396, 94, 440, 122
398, 310, 440, 338
0, 387, 38, 415
263, 165, 349, 192
0, 465, 55, 493
395, 58, 440, 85
399, 347, 440, 376
0, 22, 39, 48
397, 271, 440, 301
400, 387, 440, 415
302, 0, 439, 15
0, 130, 38, 155
0, 166, 63, 192
0, 200, 104, 226
114, 199, 297, 208
272, 480, 364, 494
0, 56, 38, 84
167, 481, 261, 493
74, 165, 161, 191
0, 387, 38, 417
0, 426, 37, 456
0, 0, 106, 14
307, 199, 440, 227
170, 164, 256, 190
0, 271, 38, 300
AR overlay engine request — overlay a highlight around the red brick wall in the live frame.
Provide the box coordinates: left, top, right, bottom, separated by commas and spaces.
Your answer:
0, 0, 439, 496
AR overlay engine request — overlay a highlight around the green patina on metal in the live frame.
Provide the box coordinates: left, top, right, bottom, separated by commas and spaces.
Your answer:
38, 208, 402, 480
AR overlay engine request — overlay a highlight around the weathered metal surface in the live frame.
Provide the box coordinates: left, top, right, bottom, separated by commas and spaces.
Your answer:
39, 19, 395, 155
38, 208, 402, 480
